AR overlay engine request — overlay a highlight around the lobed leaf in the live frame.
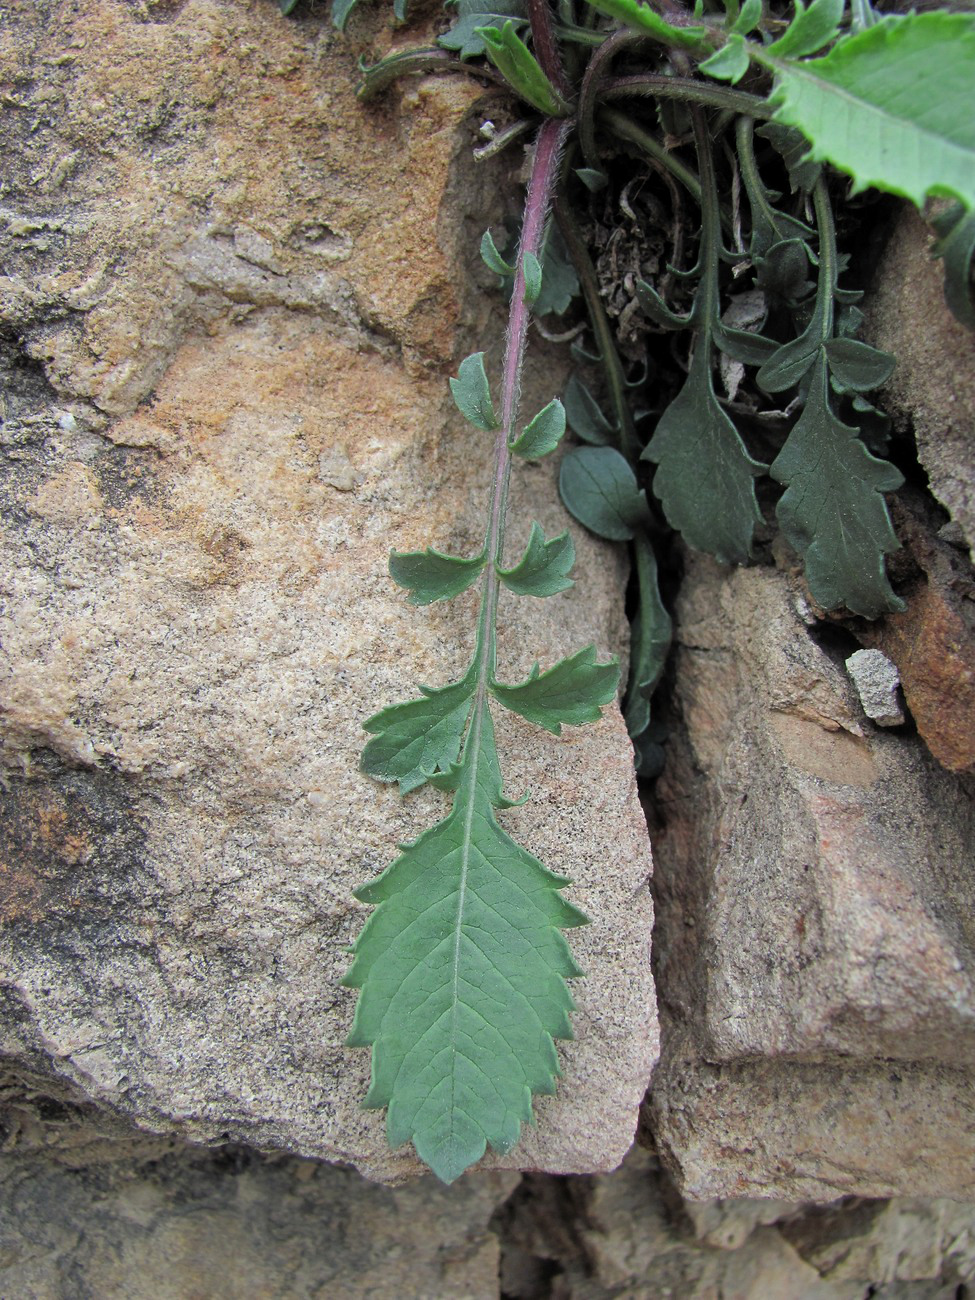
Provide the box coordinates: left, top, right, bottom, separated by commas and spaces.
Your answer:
498, 522, 575, 597
767, 0, 844, 60
510, 398, 567, 461
389, 546, 487, 605
771, 355, 905, 617
559, 446, 651, 542
491, 646, 620, 735
763, 14, 975, 212
345, 707, 585, 1184
644, 347, 766, 565
439, 0, 527, 59
362, 671, 477, 793
450, 352, 499, 431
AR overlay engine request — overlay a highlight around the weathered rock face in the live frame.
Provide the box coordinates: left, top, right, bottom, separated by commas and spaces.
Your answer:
0, 0, 657, 1181
648, 553, 975, 1201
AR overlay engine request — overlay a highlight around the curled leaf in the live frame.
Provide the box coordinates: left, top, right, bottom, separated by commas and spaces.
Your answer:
510, 398, 567, 460
498, 522, 575, 597
450, 352, 499, 431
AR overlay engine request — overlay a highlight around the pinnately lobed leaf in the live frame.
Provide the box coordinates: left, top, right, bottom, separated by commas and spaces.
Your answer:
491, 646, 620, 735
498, 522, 575, 597
362, 671, 477, 794
762, 13, 975, 211
389, 546, 486, 605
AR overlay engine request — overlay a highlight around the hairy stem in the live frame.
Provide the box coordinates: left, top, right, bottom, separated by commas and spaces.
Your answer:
602, 73, 771, 117
527, 0, 572, 98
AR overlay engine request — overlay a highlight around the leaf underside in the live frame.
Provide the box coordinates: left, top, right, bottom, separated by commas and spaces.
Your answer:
768, 14, 975, 211
389, 547, 487, 605
362, 672, 477, 794
491, 646, 619, 735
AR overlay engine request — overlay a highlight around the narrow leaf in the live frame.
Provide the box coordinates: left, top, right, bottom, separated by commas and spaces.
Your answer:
713, 319, 780, 366
644, 347, 766, 565
450, 352, 499, 431
362, 671, 477, 793
559, 446, 651, 542
522, 251, 543, 304
563, 375, 616, 445
476, 22, 570, 117
389, 547, 487, 605
756, 318, 822, 393
498, 522, 575, 597
481, 229, 516, 277
763, 14, 975, 211
510, 398, 567, 460
491, 646, 620, 734
280, 0, 300, 13
636, 280, 695, 331
931, 203, 975, 332
346, 707, 586, 1184
767, 0, 844, 59
731, 0, 763, 34
759, 122, 822, 193
576, 167, 608, 192
623, 540, 671, 740
582, 0, 709, 50
771, 355, 905, 617
332, 0, 359, 29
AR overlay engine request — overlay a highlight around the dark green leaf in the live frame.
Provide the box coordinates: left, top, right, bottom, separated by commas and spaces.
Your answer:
768, 0, 844, 59
389, 546, 487, 605
559, 446, 650, 542
536, 224, 580, 317
362, 671, 476, 793
563, 375, 616, 445
522, 251, 543, 304
823, 337, 895, 393
771, 355, 905, 617
576, 167, 608, 192
756, 324, 822, 393
491, 646, 620, 734
700, 33, 750, 84
644, 347, 766, 565
759, 123, 822, 193
498, 522, 575, 597
756, 238, 815, 301
450, 352, 499, 431
713, 320, 780, 365
931, 203, 975, 332
481, 229, 516, 277
476, 22, 569, 116
510, 398, 567, 460
636, 280, 694, 331
439, 0, 527, 58
280, 0, 300, 13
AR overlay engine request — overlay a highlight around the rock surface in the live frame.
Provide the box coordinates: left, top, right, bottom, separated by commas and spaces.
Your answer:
648, 553, 975, 1200
0, 0, 656, 1181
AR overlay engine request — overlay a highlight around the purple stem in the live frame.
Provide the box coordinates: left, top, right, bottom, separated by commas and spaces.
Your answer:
477, 117, 571, 686
526, 0, 572, 99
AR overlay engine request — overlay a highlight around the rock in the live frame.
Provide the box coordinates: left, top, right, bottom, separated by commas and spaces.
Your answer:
844, 650, 904, 728
648, 553, 975, 1200
0, 0, 657, 1180
865, 206, 975, 559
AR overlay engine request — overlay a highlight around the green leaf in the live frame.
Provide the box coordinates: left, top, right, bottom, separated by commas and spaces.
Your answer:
759, 122, 822, 193
332, 0, 359, 29
636, 280, 694, 331
450, 352, 499, 431
756, 317, 823, 392
536, 223, 580, 317
582, 0, 709, 50
389, 547, 487, 605
522, 251, 543, 304
362, 671, 477, 794
731, 0, 763, 35
280, 0, 300, 13
481, 229, 516, 277
559, 446, 651, 542
576, 167, 608, 192
849, 0, 880, 34
700, 34, 750, 84
498, 522, 575, 597
439, 0, 527, 59
510, 398, 567, 460
713, 319, 780, 366
767, 0, 844, 59
345, 706, 586, 1184
763, 14, 975, 212
563, 375, 616, 445
823, 337, 895, 393
476, 21, 570, 116
771, 355, 905, 617
491, 646, 620, 734
644, 347, 766, 565
756, 238, 815, 302
931, 203, 975, 332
